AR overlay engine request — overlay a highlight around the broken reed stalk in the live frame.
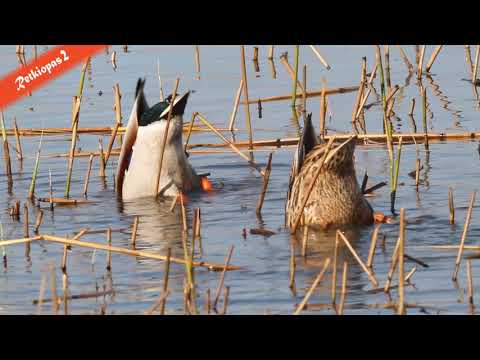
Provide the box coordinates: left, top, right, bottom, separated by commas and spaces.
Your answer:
352, 58, 366, 128
106, 227, 112, 271
279, 53, 305, 94
194, 45, 200, 78
338, 261, 348, 315
268, 45, 274, 60
384, 45, 391, 89
83, 154, 94, 196
256, 152, 273, 215
253, 46, 260, 72
24, 203, 30, 258
396, 45, 414, 72
367, 223, 382, 269
13, 118, 23, 160
1, 112, 13, 193
473, 45, 480, 85
398, 208, 406, 315
290, 137, 336, 234
228, 79, 244, 131
337, 230, 378, 287
240, 45, 254, 152
159, 248, 171, 315
34, 210, 44, 234
111, 51, 117, 71
48, 168, 54, 211
309, 45, 331, 70
384, 237, 401, 292
196, 113, 265, 176
104, 84, 122, 166
28, 134, 43, 200
289, 236, 296, 291
415, 158, 421, 190
65, 97, 81, 198
320, 85, 327, 138
130, 216, 139, 247
390, 136, 403, 214
291, 45, 300, 109
417, 46, 426, 79
465, 46, 474, 76
425, 45, 444, 72
183, 112, 198, 153
61, 244, 68, 273
354, 87, 371, 120
332, 234, 339, 307
467, 259, 474, 305
244, 85, 358, 105
422, 87, 429, 150
155, 59, 165, 102
213, 245, 234, 310
449, 187, 455, 224
294, 258, 331, 315
155, 78, 180, 197
452, 191, 477, 281
0, 235, 243, 271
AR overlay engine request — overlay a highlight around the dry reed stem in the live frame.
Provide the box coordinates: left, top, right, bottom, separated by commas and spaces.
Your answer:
36, 272, 47, 314
294, 258, 331, 315
228, 79, 244, 131
320, 85, 327, 138
337, 230, 378, 287
104, 84, 122, 166
61, 244, 68, 273
308, 45, 331, 70
473, 45, 480, 84
253, 46, 260, 72
196, 113, 265, 176
180, 192, 188, 233
395, 45, 414, 72
467, 259, 474, 305
131, 216, 139, 247
50, 264, 58, 314
240, 46, 254, 152
221, 286, 230, 315
367, 223, 382, 269
268, 45, 274, 60
465, 46, 474, 76
37, 197, 93, 205
422, 87, 429, 150
409, 98, 416, 116
34, 210, 44, 234
145, 290, 171, 315
331, 234, 339, 308
354, 88, 371, 120
417, 46, 426, 79
183, 112, 198, 153
386, 85, 400, 105
415, 158, 421, 190
289, 236, 296, 291
213, 245, 235, 310
23, 203, 30, 258
425, 45, 444, 72
452, 191, 476, 281
159, 248, 171, 315
290, 137, 336, 233
351, 58, 366, 127
111, 51, 117, 71
279, 52, 305, 94
384, 237, 401, 292
20, 234, 241, 271
28, 135, 42, 200
106, 227, 112, 271
156, 78, 180, 197
194, 45, 200, 78
398, 208, 406, 315
244, 85, 357, 105
34, 288, 115, 305
449, 187, 455, 224
338, 261, 348, 315
1, 112, 13, 193
83, 154, 94, 196
405, 266, 417, 283
65, 97, 81, 198
256, 152, 273, 215
169, 194, 179, 212
13, 118, 23, 160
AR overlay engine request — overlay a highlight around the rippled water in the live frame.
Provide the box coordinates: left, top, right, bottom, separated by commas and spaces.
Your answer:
1, 45, 480, 315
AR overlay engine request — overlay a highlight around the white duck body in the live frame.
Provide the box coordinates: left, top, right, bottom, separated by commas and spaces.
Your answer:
122, 115, 200, 200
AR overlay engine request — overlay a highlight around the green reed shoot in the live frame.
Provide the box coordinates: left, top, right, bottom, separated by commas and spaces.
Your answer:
28, 132, 43, 200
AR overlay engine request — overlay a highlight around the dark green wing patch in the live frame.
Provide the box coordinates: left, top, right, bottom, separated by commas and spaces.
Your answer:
139, 101, 169, 126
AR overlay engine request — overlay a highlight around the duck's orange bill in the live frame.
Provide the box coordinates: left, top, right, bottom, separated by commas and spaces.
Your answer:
374, 212, 392, 224
200, 176, 213, 191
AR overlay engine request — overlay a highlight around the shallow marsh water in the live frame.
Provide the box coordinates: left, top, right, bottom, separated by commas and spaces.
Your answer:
1, 45, 480, 314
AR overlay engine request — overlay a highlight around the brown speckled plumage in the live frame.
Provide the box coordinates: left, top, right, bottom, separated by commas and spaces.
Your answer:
285, 115, 373, 230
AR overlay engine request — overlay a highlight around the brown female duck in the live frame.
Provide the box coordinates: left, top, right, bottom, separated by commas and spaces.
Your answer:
285, 114, 374, 230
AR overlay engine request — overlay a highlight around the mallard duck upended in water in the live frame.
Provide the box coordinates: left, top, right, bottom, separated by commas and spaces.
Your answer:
285, 114, 374, 230
116, 78, 203, 200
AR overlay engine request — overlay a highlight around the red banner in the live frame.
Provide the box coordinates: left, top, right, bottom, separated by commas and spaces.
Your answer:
0, 45, 106, 110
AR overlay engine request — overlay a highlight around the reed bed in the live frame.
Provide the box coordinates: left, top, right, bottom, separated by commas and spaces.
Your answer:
2, 45, 479, 315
